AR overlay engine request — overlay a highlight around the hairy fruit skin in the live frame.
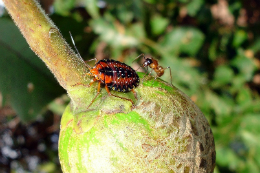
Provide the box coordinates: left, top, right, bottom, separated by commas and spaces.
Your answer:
59, 75, 215, 173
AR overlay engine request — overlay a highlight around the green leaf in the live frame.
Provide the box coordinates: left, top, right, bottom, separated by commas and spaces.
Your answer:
231, 49, 256, 81
186, 0, 204, 17
216, 146, 240, 168
91, 18, 140, 48
54, 0, 75, 16
105, 0, 133, 5
232, 29, 247, 48
130, 23, 146, 40
0, 18, 64, 122
230, 74, 246, 93
209, 38, 218, 61
178, 0, 189, 3
143, 0, 156, 4
240, 114, 260, 169
220, 33, 232, 51
240, 114, 260, 136
205, 90, 233, 117
243, 100, 260, 114
212, 65, 234, 87
160, 27, 205, 56
151, 15, 169, 35
244, 160, 260, 173
83, 0, 100, 19
236, 87, 251, 109
160, 56, 201, 95
229, 1, 242, 14
250, 38, 260, 53
117, 6, 134, 24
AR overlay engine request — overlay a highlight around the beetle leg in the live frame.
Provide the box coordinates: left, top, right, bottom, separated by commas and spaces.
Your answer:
86, 81, 101, 109
85, 57, 98, 64
89, 78, 97, 86
72, 78, 97, 88
105, 85, 134, 106
131, 89, 138, 100
71, 83, 89, 87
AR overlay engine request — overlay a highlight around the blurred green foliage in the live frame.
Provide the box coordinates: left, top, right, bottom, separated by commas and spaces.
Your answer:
0, 19, 65, 122
1, 0, 260, 172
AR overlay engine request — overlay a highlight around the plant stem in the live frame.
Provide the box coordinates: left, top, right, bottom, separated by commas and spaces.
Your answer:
3, 0, 89, 91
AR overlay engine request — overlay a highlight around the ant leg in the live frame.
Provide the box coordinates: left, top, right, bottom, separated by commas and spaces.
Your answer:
105, 85, 134, 106
86, 81, 101, 109
150, 67, 173, 86
142, 69, 153, 83
133, 66, 143, 72
132, 54, 145, 72
165, 66, 173, 86
132, 53, 145, 64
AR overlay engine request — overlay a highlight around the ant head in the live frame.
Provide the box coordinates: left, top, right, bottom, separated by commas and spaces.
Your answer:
143, 57, 153, 67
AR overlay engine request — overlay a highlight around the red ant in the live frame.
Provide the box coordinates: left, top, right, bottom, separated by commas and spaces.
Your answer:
134, 54, 173, 86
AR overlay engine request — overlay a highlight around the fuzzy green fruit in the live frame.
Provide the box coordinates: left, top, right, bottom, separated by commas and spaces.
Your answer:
59, 74, 215, 173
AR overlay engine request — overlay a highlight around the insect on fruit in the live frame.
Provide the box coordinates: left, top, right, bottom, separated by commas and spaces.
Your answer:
134, 54, 173, 86
69, 32, 139, 109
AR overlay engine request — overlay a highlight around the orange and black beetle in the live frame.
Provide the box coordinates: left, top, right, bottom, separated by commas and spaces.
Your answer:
70, 32, 139, 108
81, 58, 139, 109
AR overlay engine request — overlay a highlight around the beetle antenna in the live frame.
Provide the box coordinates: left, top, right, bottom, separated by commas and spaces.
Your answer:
69, 31, 92, 70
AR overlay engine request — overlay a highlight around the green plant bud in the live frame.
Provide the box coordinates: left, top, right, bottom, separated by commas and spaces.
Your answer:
59, 74, 216, 173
